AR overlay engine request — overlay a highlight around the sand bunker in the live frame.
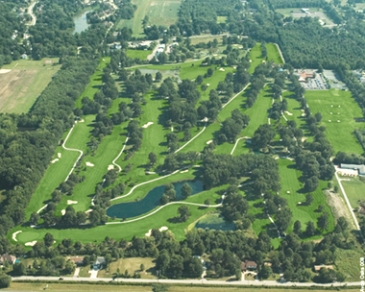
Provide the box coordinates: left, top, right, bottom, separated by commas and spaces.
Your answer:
219, 68, 225, 71
67, 200, 78, 205
79, 119, 85, 123
338, 120, 340, 122
58, 153, 62, 158
25, 241, 37, 246
328, 120, 331, 122
85, 209, 92, 214
180, 170, 189, 173
145, 229, 152, 237
206, 140, 213, 145
159, 226, 168, 232
285, 111, 293, 116
142, 122, 154, 128
206, 83, 210, 86
61, 209, 66, 215
331, 105, 333, 107
51, 158, 59, 164
86, 162, 94, 167
108, 164, 114, 170
0, 69, 11, 74
12, 230, 22, 242
286, 191, 291, 194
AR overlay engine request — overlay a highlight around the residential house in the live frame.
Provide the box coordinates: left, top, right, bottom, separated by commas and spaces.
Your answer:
0, 254, 16, 265
93, 256, 105, 270
68, 256, 85, 266
313, 265, 333, 272
241, 260, 257, 271
340, 163, 365, 176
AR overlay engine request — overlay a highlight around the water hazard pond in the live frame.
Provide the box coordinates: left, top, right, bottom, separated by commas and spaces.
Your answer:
73, 11, 90, 34
106, 180, 203, 219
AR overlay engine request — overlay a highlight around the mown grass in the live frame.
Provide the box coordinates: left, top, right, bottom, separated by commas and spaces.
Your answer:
278, 159, 335, 234
126, 49, 152, 60
248, 43, 263, 74
98, 257, 156, 279
117, 0, 181, 37
305, 89, 364, 155
266, 43, 283, 64
75, 57, 110, 108
341, 177, 365, 209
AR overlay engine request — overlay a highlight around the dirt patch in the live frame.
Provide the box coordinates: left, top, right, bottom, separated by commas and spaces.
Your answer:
324, 190, 355, 229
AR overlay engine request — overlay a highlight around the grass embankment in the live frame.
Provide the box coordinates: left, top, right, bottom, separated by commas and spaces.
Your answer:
305, 89, 364, 155
0, 58, 60, 114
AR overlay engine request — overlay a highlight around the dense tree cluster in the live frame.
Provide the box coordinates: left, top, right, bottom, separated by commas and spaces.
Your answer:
201, 152, 280, 194
216, 109, 250, 144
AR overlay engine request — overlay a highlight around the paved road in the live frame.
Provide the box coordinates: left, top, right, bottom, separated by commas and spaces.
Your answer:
11, 276, 360, 288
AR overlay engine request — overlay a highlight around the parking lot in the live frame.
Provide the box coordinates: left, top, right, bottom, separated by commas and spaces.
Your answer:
301, 72, 329, 90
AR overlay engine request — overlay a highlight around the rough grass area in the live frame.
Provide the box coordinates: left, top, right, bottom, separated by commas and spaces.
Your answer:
189, 34, 224, 45
341, 177, 365, 210
266, 43, 284, 64
0, 58, 60, 113
98, 257, 156, 278
305, 89, 364, 155
117, 0, 181, 37
127, 49, 152, 60
278, 159, 335, 234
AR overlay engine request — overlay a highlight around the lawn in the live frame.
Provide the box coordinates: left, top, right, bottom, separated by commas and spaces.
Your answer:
305, 89, 364, 155
248, 43, 263, 74
75, 57, 110, 108
127, 49, 152, 60
117, 0, 181, 37
25, 115, 95, 219
278, 159, 335, 234
341, 177, 365, 210
266, 43, 283, 64
190, 34, 225, 45
6, 282, 360, 292
217, 16, 227, 23
0, 58, 60, 114
98, 257, 156, 279
13, 189, 222, 244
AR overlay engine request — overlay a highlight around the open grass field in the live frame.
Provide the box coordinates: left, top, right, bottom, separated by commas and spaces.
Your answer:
117, 0, 181, 37
266, 43, 284, 64
305, 89, 364, 155
278, 159, 335, 234
75, 57, 110, 108
98, 257, 156, 278
341, 177, 365, 210
127, 49, 152, 60
0, 58, 60, 114
190, 34, 225, 45
275, 8, 335, 25
248, 43, 263, 74
12, 188, 222, 244
6, 282, 359, 292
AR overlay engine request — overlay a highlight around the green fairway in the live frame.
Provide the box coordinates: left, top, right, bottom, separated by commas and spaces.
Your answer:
305, 89, 364, 155
248, 43, 263, 74
75, 57, 110, 108
58, 122, 127, 212
117, 0, 181, 37
0, 58, 60, 114
266, 43, 284, 64
25, 115, 95, 219
341, 177, 365, 210
127, 49, 152, 60
13, 189, 221, 244
278, 159, 335, 234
